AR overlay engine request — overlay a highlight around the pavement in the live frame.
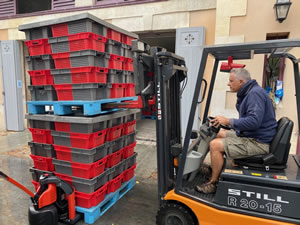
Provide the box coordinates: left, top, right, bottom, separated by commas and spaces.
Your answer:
0, 118, 158, 225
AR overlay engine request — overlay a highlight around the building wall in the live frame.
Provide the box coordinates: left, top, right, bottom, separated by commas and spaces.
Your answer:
211, 0, 300, 154
0, 0, 216, 131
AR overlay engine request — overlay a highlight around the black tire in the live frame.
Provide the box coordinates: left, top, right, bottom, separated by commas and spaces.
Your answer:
156, 202, 196, 225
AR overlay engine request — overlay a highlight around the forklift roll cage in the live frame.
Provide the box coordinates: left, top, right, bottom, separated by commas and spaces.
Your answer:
176, 39, 300, 193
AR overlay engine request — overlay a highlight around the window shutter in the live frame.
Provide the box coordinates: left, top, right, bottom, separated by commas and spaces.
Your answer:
52, 0, 75, 10
0, 0, 15, 18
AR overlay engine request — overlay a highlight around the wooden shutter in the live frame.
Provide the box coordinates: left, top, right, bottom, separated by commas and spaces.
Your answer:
52, 0, 75, 10
0, 0, 15, 17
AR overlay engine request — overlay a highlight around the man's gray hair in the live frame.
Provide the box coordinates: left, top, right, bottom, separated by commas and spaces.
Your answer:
230, 68, 251, 81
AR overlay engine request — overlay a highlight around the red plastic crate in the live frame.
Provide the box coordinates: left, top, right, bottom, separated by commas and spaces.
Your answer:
123, 58, 134, 71
28, 128, 53, 144
123, 120, 136, 135
68, 33, 107, 52
109, 54, 124, 70
51, 23, 69, 37
70, 129, 107, 149
142, 110, 152, 116
107, 173, 123, 193
30, 154, 55, 171
25, 39, 52, 56
53, 84, 73, 100
71, 67, 108, 84
53, 145, 72, 161
123, 141, 136, 159
106, 148, 123, 168
107, 29, 121, 42
124, 83, 135, 97
28, 70, 53, 86
123, 163, 136, 182
54, 122, 71, 132
51, 52, 71, 69
106, 124, 123, 141
75, 183, 107, 208
110, 83, 125, 98
121, 34, 135, 46
71, 156, 107, 179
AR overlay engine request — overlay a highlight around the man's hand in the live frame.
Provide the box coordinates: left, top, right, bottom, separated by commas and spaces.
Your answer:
211, 116, 230, 127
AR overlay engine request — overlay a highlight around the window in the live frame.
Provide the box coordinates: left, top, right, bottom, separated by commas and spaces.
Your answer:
0, 0, 75, 18
262, 32, 289, 107
17, 0, 51, 14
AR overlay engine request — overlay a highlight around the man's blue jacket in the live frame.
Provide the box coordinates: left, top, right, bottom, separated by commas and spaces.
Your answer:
231, 80, 277, 144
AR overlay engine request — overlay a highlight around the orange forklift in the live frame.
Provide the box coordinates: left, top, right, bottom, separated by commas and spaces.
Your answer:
131, 39, 300, 225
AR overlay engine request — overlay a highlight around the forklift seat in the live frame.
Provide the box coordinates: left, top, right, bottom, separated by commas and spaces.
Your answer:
234, 117, 294, 171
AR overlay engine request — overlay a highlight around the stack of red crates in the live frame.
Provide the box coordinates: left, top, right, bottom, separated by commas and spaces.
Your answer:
23, 14, 138, 210
142, 97, 156, 119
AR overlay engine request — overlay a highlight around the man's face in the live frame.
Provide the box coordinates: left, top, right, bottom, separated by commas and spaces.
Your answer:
228, 72, 243, 92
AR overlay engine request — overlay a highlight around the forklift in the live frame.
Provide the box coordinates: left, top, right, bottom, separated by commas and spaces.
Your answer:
130, 39, 300, 225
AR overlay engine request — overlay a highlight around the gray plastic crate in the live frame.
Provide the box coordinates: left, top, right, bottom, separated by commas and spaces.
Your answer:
109, 160, 124, 179
51, 68, 72, 84
26, 110, 139, 133
124, 132, 136, 146
106, 136, 125, 154
51, 131, 71, 147
69, 50, 109, 68
55, 143, 108, 164
55, 120, 107, 134
28, 119, 54, 130
124, 71, 134, 84
26, 55, 55, 70
68, 19, 107, 36
55, 168, 113, 193
123, 152, 137, 170
107, 114, 124, 128
49, 36, 70, 53
123, 111, 137, 123
107, 70, 125, 83
28, 141, 56, 158
71, 83, 111, 101
24, 27, 52, 40
30, 167, 54, 182
29, 85, 57, 101
52, 158, 72, 175
123, 45, 133, 58
106, 39, 123, 56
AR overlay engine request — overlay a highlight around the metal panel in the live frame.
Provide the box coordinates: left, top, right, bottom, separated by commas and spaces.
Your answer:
175, 27, 205, 139
1, 41, 24, 131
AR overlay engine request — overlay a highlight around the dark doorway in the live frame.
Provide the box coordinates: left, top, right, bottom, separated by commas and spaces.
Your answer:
137, 30, 176, 52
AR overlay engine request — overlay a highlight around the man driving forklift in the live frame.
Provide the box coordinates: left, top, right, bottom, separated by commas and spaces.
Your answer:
196, 68, 278, 194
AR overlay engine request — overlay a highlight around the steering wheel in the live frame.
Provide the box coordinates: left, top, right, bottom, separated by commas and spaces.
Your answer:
207, 116, 232, 130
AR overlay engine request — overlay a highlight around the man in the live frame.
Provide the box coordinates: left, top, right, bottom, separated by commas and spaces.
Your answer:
196, 68, 277, 194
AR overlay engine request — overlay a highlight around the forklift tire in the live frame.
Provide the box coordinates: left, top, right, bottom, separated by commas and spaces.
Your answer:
156, 202, 196, 225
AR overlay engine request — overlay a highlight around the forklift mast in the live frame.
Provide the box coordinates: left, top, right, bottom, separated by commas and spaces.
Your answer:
133, 43, 187, 200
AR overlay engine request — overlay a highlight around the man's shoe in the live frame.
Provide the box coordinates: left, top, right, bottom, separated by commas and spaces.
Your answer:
195, 181, 217, 194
